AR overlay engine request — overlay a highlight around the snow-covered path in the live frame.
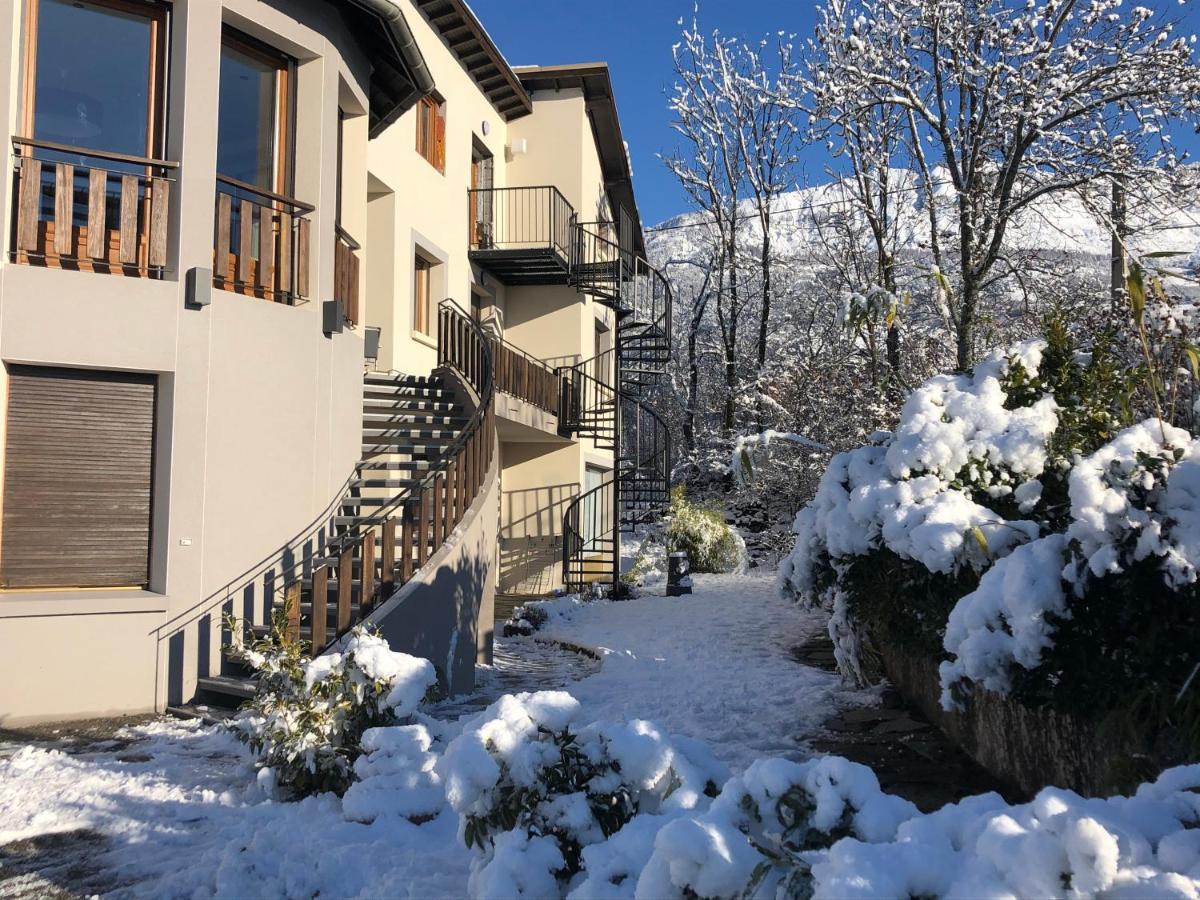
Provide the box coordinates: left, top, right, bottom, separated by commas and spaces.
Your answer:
0, 573, 870, 898
541, 573, 874, 769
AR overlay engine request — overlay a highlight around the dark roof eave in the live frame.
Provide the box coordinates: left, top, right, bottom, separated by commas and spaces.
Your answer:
341, 0, 437, 138
514, 64, 645, 255
413, 0, 533, 122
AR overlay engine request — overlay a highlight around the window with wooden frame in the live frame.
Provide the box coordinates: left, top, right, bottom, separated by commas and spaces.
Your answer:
214, 28, 308, 303
414, 255, 433, 336
416, 95, 446, 173
15, 0, 171, 275
217, 29, 294, 193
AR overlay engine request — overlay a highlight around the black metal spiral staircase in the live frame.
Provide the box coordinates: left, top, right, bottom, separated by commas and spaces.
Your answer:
558, 223, 673, 592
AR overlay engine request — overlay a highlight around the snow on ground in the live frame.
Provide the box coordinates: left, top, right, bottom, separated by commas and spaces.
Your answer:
0, 572, 855, 898
539, 573, 874, 770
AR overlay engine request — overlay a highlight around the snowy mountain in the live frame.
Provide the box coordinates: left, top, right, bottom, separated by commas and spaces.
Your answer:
646, 171, 1200, 274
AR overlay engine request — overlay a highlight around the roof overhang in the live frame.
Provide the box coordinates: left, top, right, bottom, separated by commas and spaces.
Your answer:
338, 0, 437, 138
514, 63, 645, 256
412, 0, 533, 122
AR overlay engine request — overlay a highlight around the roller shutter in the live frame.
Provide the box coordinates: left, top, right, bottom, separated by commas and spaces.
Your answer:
1, 365, 156, 589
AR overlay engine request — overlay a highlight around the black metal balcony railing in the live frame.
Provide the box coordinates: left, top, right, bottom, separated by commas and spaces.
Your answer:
10, 137, 177, 277
570, 220, 632, 306
468, 186, 575, 284
213, 175, 314, 305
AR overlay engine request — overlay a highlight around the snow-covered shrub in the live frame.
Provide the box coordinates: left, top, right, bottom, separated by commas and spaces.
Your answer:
437, 691, 726, 898
637, 756, 916, 899
810, 764, 1200, 899
228, 623, 437, 797
503, 594, 592, 637
781, 317, 1200, 768
663, 487, 742, 574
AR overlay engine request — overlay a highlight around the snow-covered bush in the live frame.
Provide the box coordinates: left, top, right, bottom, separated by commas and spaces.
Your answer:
780, 318, 1200, 764
638, 756, 916, 899
228, 623, 437, 797
664, 487, 742, 574
503, 594, 592, 637
437, 691, 726, 898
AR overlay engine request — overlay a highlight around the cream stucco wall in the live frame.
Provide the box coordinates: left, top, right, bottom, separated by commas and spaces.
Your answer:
364, 1, 510, 377
0, 0, 372, 724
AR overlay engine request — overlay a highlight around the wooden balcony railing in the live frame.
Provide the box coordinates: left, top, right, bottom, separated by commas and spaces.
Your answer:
10, 137, 176, 276
334, 225, 361, 326
490, 335, 561, 414
213, 175, 312, 304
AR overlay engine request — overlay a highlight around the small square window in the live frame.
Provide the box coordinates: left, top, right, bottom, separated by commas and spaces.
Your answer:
414, 255, 433, 335
416, 95, 445, 173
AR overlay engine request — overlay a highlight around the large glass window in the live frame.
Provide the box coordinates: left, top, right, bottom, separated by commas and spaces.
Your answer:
23, 0, 166, 158
217, 31, 291, 192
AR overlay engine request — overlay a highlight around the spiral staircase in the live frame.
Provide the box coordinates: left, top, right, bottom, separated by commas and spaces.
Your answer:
558, 225, 673, 592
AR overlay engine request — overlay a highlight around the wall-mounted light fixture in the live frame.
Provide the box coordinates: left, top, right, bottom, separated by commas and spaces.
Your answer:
482, 120, 491, 136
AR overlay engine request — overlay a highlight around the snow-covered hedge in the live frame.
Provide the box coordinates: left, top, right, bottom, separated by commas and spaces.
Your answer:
778, 324, 1200, 740
334, 688, 1200, 899
229, 625, 437, 797
436, 691, 726, 898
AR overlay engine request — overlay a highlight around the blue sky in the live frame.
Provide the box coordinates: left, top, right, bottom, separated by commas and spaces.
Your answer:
472, 0, 1200, 227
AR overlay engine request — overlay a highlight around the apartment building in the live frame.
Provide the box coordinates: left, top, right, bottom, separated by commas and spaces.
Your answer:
0, 0, 671, 726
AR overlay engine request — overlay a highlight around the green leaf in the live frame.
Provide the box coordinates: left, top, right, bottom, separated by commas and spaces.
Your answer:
969, 526, 991, 560
739, 447, 754, 482
1127, 264, 1147, 325
1186, 345, 1200, 381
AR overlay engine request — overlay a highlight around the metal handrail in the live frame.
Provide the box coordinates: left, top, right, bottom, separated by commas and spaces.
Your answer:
215, 173, 314, 213
12, 136, 178, 171
335, 222, 362, 251
468, 185, 575, 257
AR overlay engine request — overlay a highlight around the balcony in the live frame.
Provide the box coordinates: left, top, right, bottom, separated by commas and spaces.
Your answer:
9, 138, 176, 278
468, 186, 573, 285
213, 176, 313, 305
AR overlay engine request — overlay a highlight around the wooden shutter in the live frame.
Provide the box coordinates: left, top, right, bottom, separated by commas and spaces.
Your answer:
434, 106, 446, 172
1, 366, 156, 589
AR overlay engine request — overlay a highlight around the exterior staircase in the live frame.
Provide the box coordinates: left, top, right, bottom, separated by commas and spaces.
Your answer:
560, 227, 674, 592
169, 301, 493, 718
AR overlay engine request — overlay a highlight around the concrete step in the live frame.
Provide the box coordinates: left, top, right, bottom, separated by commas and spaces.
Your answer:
364, 373, 443, 388
362, 385, 455, 401
361, 442, 449, 457
362, 413, 468, 427
196, 674, 256, 702
356, 460, 437, 473
362, 398, 463, 414
361, 426, 460, 440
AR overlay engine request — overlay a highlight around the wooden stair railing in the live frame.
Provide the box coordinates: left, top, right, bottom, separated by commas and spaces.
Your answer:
10, 137, 177, 276
282, 299, 495, 648
490, 335, 561, 413
213, 175, 313, 305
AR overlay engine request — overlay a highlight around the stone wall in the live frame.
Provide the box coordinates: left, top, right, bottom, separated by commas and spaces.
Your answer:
876, 642, 1142, 797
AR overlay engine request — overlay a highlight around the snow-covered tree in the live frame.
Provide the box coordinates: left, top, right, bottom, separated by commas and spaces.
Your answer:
805, 0, 1200, 368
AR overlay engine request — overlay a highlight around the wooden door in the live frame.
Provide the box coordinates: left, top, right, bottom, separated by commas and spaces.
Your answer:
1, 366, 156, 589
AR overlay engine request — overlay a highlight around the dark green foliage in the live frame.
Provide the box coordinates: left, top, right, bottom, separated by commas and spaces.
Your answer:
463, 726, 637, 881
1011, 556, 1200, 760
839, 549, 980, 658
